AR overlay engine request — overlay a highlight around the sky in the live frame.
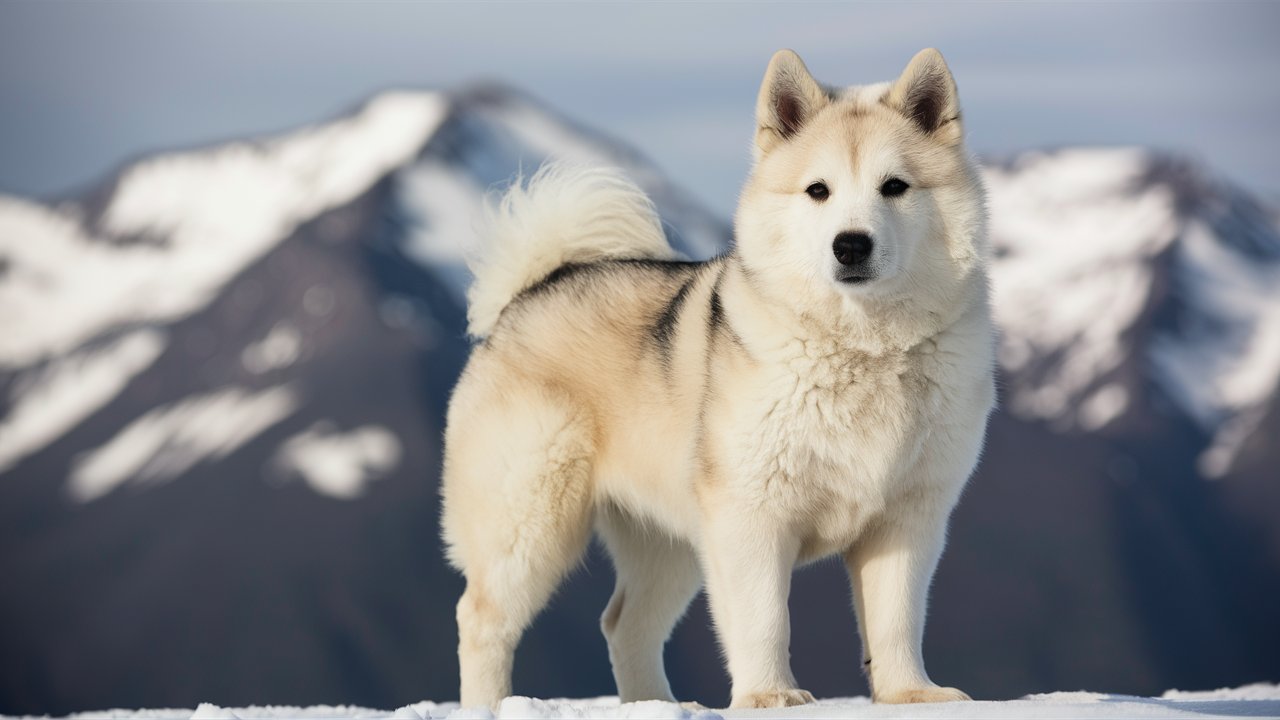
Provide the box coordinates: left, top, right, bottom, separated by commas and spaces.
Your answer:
1, 1, 1278, 218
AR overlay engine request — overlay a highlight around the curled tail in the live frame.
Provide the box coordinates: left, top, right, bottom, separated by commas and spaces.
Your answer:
465, 163, 675, 338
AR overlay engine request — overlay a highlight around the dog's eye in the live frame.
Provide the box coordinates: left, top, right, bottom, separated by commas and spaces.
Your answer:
880, 178, 910, 197
805, 182, 830, 202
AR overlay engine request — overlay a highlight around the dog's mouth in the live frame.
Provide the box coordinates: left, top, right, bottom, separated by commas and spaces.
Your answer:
836, 271, 875, 285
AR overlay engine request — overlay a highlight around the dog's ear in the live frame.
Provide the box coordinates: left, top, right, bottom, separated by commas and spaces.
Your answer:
885, 48, 962, 143
755, 49, 829, 157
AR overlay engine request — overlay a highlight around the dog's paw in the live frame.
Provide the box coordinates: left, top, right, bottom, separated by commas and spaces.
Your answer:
877, 686, 971, 704
678, 701, 709, 712
731, 688, 816, 708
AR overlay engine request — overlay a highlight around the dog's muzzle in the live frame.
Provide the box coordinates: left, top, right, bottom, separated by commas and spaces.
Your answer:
833, 231, 874, 283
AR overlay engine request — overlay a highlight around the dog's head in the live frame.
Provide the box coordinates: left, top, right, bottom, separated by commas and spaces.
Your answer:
736, 49, 986, 313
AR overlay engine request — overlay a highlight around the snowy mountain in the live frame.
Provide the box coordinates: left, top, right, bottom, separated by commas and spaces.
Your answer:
987, 148, 1280, 476
0, 87, 1277, 716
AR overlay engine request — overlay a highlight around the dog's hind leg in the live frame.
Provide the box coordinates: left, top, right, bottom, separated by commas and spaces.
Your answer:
597, 504, 702, 702
444, 387, 596, 710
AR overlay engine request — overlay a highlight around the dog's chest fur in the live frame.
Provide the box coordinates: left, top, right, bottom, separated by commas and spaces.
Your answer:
714, 330, 952, 558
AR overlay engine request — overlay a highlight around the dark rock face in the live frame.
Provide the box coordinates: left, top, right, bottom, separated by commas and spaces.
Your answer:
0, 91, 1276, 715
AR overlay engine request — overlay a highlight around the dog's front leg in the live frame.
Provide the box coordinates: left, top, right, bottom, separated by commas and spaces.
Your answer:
843, 502, 970, 704
701, 511, 814, 709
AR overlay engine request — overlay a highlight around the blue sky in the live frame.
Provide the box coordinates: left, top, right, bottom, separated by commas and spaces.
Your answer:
1, 1, 1277, 217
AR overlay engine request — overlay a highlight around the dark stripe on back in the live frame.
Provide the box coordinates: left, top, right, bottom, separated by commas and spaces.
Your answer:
612, 257, 705, 273
705, 262, 744, 350
707, 271, 726, 337
652, 276, 695, 365
519, 257, 706, 302
518, 261, 595, 301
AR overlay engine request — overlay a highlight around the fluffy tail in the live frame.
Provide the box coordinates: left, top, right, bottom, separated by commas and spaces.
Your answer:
465, 163, 675, 338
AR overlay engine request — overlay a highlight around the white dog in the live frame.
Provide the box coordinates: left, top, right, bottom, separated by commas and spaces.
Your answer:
441, 47, 995, 710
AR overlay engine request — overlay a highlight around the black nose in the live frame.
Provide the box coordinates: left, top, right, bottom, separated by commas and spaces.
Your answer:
833, 232, 874, 266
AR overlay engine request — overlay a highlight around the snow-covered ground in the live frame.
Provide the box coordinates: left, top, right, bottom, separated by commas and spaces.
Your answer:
39, 684, 1280, 720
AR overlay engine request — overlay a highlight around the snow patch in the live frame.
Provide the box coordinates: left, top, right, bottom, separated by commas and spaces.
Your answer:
68, 386, 298, 502
393, 161, 487, 299
241, 323, 302, 375
986, 147, 1280, 474
496, 696, 704, 719
272, 422, 402, 499
987, 148, 1176, 429
1149, 218, 1280, 475
1162, 682, 1280, 700
1079, 383, 1129, 431
1197, 406, 1268, 480
0, 329, 166, 473
1151, 221, 1280, 424
192, 703, 242, 720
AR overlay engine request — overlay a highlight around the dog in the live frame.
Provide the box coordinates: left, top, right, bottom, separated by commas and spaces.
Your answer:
440, 47, 995, 710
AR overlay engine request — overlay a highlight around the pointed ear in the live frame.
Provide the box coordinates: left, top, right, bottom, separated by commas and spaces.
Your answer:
755, 49, 829, 157
885, 48, 962, 142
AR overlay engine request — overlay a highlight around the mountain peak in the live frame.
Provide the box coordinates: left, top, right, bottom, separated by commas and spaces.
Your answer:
0, 91, 449, 369
986, 147, 1280, 476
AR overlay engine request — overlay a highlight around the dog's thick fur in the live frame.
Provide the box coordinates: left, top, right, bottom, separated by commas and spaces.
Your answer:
441, 48, 995, 710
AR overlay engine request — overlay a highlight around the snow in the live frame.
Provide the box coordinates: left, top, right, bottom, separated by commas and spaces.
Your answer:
240, 323, 302, 375
1078, 383, 1130, 432
0, 92, 447, 368
393, 160, 488, 299
1197, 406, 1268, 479
986, 148, 1175, 429
1149, 217, 1280, 474
41, 684, 1280, 720
1162, 683, 1280, 701
986, 147, 1280, 474
271, 422, 402, 499
0, 330, 166, 473
0, 91, 448, 484
67, 386, 298, 503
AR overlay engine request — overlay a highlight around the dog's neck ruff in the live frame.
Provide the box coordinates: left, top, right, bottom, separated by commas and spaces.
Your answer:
726, 250, 988, 361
